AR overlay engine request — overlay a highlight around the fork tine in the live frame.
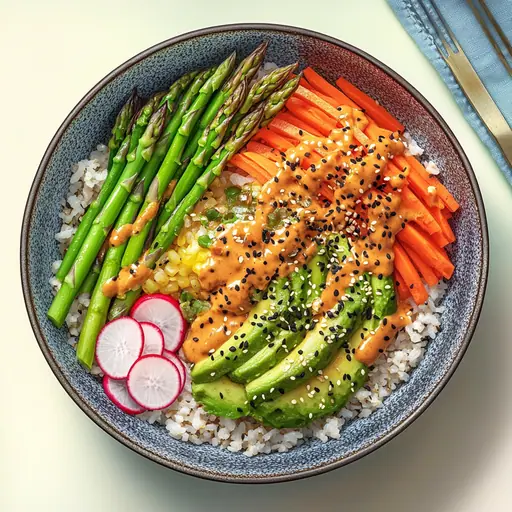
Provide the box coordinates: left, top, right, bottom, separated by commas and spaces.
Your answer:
429, 0, 463, 52
474, 0, 512, 75
415, 0, 453, 57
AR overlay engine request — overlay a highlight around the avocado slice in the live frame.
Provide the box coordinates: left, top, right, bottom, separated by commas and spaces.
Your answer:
192, 377, 250, 419
190, 277, 290, 383
255, 331, 368, 428
230, 249, 329, 384
245, 278, 369, 404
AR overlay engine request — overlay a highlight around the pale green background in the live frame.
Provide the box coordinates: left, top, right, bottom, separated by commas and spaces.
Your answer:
3, 0, 511, 510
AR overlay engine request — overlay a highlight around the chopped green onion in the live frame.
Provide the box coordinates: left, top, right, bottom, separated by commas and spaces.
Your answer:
198, 235, 214, 248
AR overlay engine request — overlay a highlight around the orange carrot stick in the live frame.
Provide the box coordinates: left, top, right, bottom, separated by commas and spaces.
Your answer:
394, 271, 411, 301
394, 241, 429, 305
267, 118, 303, 143
303, 67, 360, 109
245, 141, 280, 162
397, 224, 454, 279
286, 97, 336, 136
294, 85, 342, 121
255, 127, 295, 151
244, 152, 279, 177
431, 231, 451, 248
405, 156, 459, 212
430, 206, 456, 244
319, 182, 335, 203
230, 154, 271, 184
402, 244, 439, 287
401, 186, 441, 235
335, 76, 405, 133
275, 112, 322, 137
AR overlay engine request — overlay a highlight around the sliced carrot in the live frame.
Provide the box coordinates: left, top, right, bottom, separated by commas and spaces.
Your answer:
365, 121, 394, 141
430, 206, 456, 244
276, 112, 322, 137
397, 223, 454, 279
401, 186, 441, 235
230, 154, 271, 184
394, 155, 443, 208
303, 67, 360, 109
353, 127, 370, 146
255, 128, 294, 152
402, 244, 439, 287
394, 241, 429, 305
431, 230, 451, 248
286, 97, 336, 136
245, 141, 280, 162
244, 152, 279, 177
267, 118, 303, 143
319, 182, 334, 203
405, 156, 459, 212
386, 161, 409, 179
394, 271, 411, 301
299, 77, 314, 91
335, 75, 405, 133
294, 85, 342, 121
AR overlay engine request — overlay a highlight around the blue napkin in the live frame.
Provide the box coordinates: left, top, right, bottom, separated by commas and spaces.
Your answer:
388, 0, 512, 185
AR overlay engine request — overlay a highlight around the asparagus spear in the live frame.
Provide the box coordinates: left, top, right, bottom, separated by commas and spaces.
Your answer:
108, 76, 301, 320
119, 54, 236, 269
155, 78, 249, 231
76, 109, 176, 367
107, 90, 141, 171
177, 43, 267, 176
48, 105, 168, 328
55, 93, 141, 281
228, 63, 297, 131
77, 260, 101, 295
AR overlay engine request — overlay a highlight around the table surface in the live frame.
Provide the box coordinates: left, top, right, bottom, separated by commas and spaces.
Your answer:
3, 0, 511, 510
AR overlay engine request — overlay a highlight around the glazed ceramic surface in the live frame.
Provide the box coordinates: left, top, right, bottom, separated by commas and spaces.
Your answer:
21, 24, 488, 483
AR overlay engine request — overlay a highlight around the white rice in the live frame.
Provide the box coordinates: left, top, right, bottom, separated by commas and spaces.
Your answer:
51, 136, 448, 457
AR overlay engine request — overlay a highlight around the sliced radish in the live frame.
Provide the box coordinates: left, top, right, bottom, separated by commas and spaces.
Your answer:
127, 355, 182, 410
131, 294, 186, 353
103, 376, 146, 415
140, 322, 164, 356
96, 317, 144, 379
163, 351, 187, 390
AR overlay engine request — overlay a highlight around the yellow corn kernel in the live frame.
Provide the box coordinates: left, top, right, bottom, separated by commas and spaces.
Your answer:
193, 262, 205, 274
190, 278, 201, 291
154, 269, 167, 285
178, 266, 190, 277
168, 250, 181, 265
177, 276, 190, 288
164, 263, 179, 277
143, 279, 159, 294
164, 282, 180, 294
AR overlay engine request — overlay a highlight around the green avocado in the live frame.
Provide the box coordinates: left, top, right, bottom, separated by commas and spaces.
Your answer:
192, 377, 250, 419
230, 248, 329, 384
255, 331, 368, 428
190, 277, 290, 383
245, 278, 369, 404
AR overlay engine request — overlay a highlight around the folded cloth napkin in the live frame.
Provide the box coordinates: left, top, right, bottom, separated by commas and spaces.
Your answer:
388, 0, 512, 185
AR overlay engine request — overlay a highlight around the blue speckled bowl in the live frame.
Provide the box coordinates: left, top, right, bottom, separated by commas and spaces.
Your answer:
21, 24, 488, 483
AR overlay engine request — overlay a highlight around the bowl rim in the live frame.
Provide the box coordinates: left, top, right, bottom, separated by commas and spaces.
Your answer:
20, 22, 489, 484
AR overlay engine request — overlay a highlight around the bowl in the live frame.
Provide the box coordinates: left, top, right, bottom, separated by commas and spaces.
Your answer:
21, 23, 488, 483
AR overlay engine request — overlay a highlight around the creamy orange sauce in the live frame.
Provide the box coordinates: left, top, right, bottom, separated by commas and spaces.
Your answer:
102, 263, 152, 298
182, 309, 247, 362
182, 106, 407, 362
355, 302, 413, 365
108, 202, 160, 247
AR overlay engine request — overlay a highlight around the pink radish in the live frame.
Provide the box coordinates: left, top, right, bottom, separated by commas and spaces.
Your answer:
96, 317, 144, 379
127, 355, 182, 410
103, 376, 146, 415
131, 294, 186, 353
140, 322, 164, 356
163, 351, 187, 390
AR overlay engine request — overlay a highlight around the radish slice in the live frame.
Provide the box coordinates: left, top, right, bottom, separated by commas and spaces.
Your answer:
127, 355, 182, 410
96, 317, 144, 379
103, 376, 146, 415
131, 294, 186, 353
163, 351, 187, 390
140, 322, 164, 356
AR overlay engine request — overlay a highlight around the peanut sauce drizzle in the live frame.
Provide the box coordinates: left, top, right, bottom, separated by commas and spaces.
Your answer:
184, 106, 408, 363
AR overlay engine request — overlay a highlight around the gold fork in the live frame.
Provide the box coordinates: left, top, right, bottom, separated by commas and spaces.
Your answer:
416, 0, 512, 167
